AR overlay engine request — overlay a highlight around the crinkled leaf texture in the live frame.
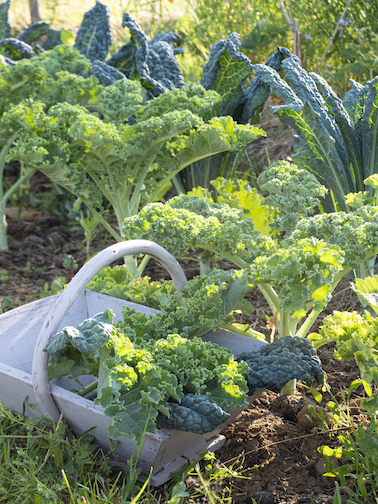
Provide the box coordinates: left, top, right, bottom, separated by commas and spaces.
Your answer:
108, 13, 183, 98
94, 327, 248, 444
17, 21, 50, 45
236, 336, 325, 394
0, 38, 37, 60
44, 309, 114, 355
157, 394, 230, 434
308, 309, 378, 389
200, 32, 252, 118
122, 193, 272, 265
74, 1, 112, 62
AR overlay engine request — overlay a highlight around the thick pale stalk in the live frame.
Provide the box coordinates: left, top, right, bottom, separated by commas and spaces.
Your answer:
281, 378, 296, 396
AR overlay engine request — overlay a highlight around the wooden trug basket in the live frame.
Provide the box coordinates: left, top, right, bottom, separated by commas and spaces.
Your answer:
0, 240, 265, 485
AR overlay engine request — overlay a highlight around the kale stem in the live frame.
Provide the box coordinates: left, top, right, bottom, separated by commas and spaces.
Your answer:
76, 380, 98, 397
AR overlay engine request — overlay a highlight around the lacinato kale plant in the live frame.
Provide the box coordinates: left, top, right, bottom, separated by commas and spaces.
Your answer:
252, 55, 378, 214
174, 37, 294, 193
74, 1, 112, 63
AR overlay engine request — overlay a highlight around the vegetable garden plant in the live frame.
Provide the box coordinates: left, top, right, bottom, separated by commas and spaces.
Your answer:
1, 1, 378, 500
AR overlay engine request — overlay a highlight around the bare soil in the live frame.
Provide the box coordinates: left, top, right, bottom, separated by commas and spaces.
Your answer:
0, 105, 371, 503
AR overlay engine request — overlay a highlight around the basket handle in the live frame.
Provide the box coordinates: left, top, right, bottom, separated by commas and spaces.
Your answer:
32, 239, 188, 421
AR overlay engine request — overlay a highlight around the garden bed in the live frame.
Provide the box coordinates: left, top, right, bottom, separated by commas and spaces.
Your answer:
0, 208, 368, 504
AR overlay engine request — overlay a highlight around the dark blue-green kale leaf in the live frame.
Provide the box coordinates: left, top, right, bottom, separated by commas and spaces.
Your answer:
236, 336, 325, 394
74, 0, 112, 62
0, 0, 10, 41
17, 21, 50, 45
92, 59, 126, 86
109, 13, 184, 98
42, 28, 63, 50
242, 46, 294, 124
156, 394, 230, 434
0, 38, 37, 60
200, 32, 252, 118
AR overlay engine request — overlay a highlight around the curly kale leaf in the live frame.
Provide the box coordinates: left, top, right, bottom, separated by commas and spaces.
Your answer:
207, 176, 272, 235
91, 59, 126, 86
250, 238, 344, 318
37, 44, 92, 76
95, 330, 179, 442
0, 38, 37, 60
309, 310, 378, 388
200, 32, 252, 118
41, 71, 103, 110
257, 160, 327, 235
44, 307, 249, 443
94, 327, 248, 442
92, 78, 145, 124
123, 194, 272, 265
0, 59, 48, 115
289, 208, 378, 270
156, 394, 229, 434
87, 265, 176, 310
142, 268, 252, 340
145, 335, 249, 407
135, 82, 219, 122
17, 21, 50, 45
5, 101, 104, 209
74, 0, 112, 62
236, 336, 325, 394
0, 0, 10, 41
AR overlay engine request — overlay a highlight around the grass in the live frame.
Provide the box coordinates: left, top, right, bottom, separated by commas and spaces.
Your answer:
0, 400, 246, 503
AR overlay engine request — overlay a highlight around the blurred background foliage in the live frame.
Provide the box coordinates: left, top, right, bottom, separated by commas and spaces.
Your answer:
8, 0, 378, 93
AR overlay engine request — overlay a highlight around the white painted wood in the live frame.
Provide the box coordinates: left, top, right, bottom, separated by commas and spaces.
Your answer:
32, 240, 187, 421
149, 435, 226, 486
0, 363, 42, 418
84, 289, 159, 322
0, 292, 87, 373
202, 328, 267, 355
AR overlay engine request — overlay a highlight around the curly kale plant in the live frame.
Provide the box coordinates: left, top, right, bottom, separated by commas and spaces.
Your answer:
123, 161, 378, 339
256, 160, 328, 235
0, 45, 103, 251
5, 82, 262, 273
